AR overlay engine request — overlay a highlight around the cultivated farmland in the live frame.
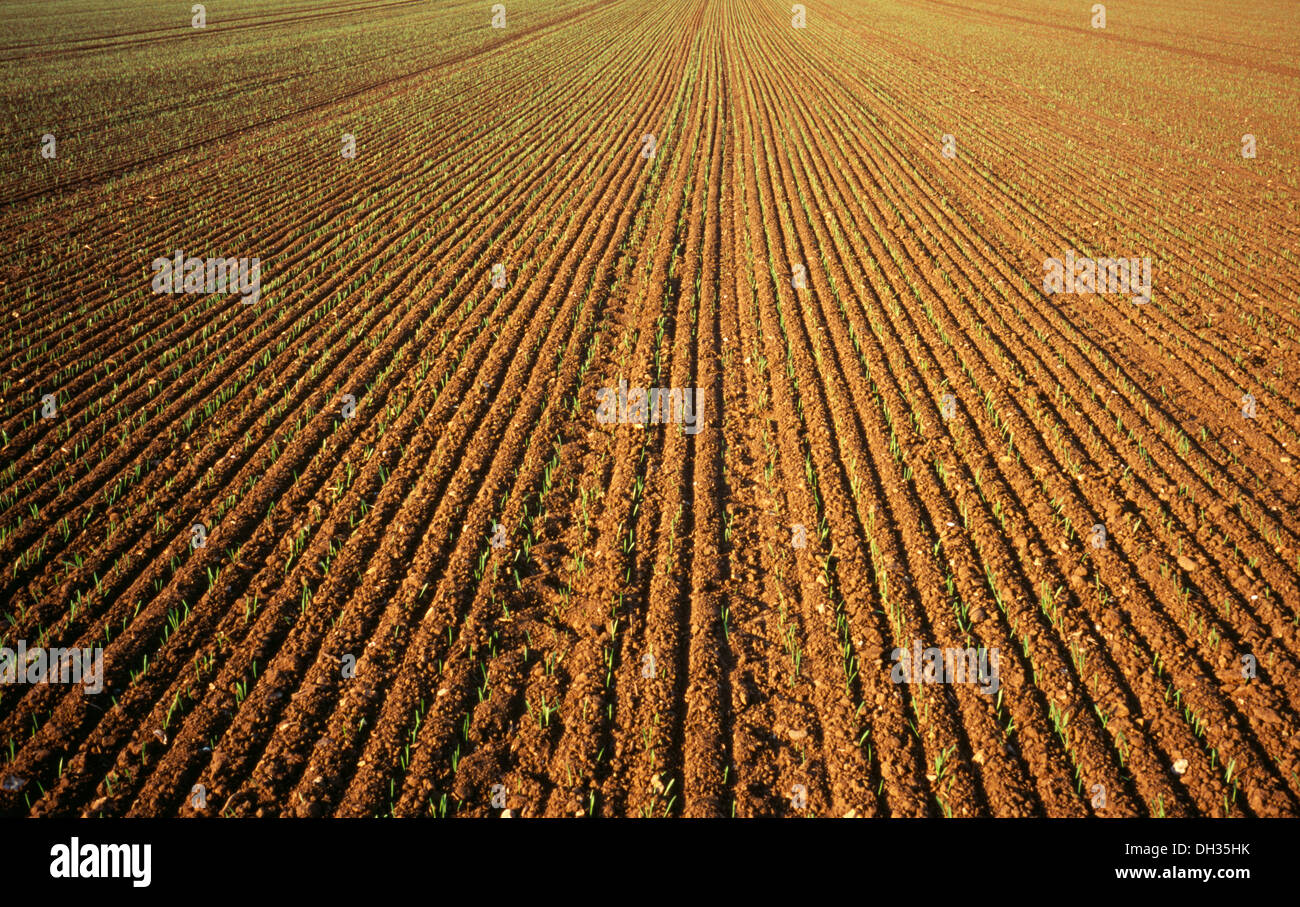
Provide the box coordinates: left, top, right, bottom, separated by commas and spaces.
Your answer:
1, 0, 1298, 818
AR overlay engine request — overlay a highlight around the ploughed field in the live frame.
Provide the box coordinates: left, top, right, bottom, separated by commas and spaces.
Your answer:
1, 0, 1299, 818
